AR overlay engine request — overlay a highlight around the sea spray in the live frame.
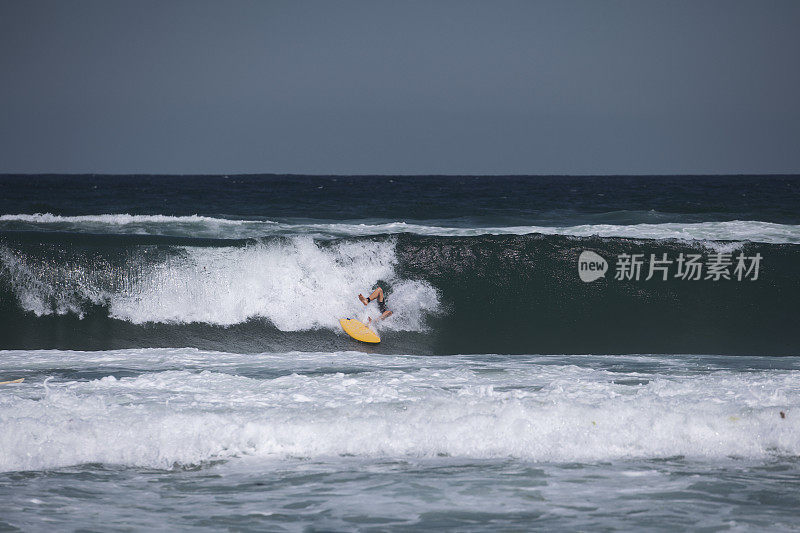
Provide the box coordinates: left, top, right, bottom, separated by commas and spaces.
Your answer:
0, 236, 440, 331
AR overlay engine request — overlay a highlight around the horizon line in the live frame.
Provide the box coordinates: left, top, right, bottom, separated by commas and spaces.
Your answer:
3, 172, 800, 178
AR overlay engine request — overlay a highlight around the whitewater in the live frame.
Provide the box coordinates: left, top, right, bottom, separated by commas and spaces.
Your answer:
2, 349, 799, 530
2, 349, 799, 471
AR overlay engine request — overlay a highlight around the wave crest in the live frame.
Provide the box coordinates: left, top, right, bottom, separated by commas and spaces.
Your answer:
2, 213, 800, 243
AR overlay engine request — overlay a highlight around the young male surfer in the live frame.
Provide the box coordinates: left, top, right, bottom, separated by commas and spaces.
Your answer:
358, 286, 393, 322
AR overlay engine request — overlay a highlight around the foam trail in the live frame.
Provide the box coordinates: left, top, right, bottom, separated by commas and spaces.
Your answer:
2, 214, 800, 243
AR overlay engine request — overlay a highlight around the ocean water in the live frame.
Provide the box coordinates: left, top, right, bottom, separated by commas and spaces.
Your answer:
1, 174, 799, 530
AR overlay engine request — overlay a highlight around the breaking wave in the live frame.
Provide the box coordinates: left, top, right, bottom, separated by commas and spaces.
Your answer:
2, 213, 800, 243
1, 228, 798, 354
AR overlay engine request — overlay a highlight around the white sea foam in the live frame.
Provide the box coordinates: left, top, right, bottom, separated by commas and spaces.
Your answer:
0, 349, 798, 471
1, 213, 799, 243
0, 213, 243, 225
0, 238, 438, 331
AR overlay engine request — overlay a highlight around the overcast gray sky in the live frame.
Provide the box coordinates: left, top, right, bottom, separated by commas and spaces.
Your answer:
1, 0, 799, 175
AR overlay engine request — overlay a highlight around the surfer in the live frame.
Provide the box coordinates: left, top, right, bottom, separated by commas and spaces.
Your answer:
359, 286, 393, 322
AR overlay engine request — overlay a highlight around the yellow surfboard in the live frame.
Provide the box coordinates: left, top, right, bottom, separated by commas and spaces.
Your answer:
0, 378, 24, 385
339, 318, 381, 343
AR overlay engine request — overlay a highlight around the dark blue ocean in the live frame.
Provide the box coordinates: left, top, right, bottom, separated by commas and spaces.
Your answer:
1, 174, 799, 530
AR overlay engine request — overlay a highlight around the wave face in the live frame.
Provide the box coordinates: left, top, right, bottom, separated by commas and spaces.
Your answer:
1, 229, 797, 354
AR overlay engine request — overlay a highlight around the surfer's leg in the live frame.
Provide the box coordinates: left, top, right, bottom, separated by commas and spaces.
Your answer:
360, 287, 384, 306
380, 310, 393, 320
363, 287, 383, 301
